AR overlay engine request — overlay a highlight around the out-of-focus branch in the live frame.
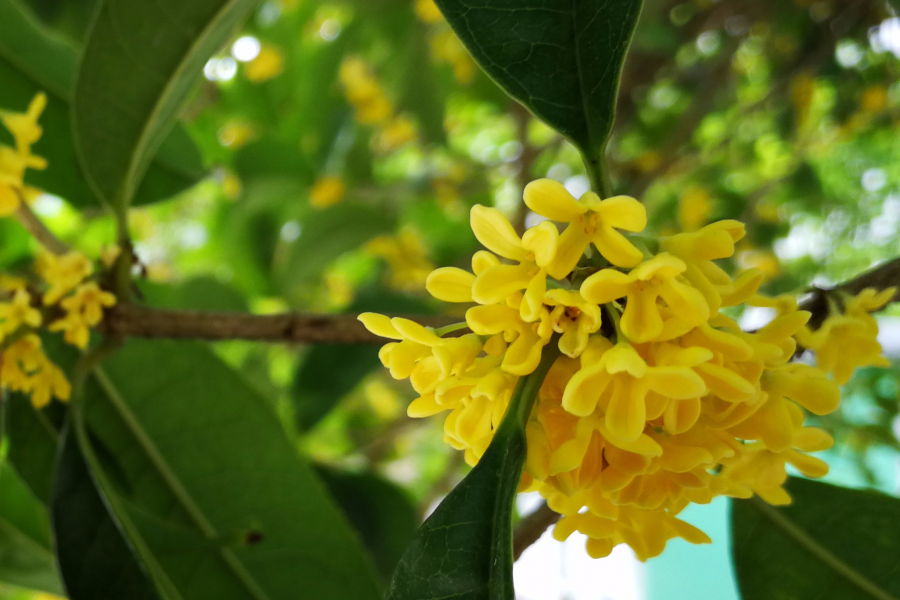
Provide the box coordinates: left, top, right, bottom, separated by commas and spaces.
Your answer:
14, 201, 68, 255
802, 256, 900, 329
513, 501, 560, 561
102, 304, 459, 345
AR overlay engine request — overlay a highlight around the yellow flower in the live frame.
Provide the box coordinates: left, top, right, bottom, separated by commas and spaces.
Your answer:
367, 228, 435, 292
469, 205, 559, 322
466, 303, 553, 376
415, 0, 444, 23
581, 253, 709, 343
309, 176, 346, 208
375, 116, 417, 152
523, 178, 647, 272
35, 250, 92, 305
561, 339, 707, 442
543, 289, 603, 358
340, 58, 393, 126
244, 45, 284, 82
0, 289, 41, 340
0, 334, 70, 408
677, 187, 712, 232
49, 282, 116, 349
2, 93, 46, 152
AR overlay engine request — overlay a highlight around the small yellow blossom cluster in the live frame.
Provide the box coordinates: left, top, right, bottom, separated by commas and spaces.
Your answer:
339, 57, 417, 153
0, 251, 116, 408
414, 0, 476, 85
0, 93, 47, 216
244, 44, 285, 83
309, 176, 346, 209
366, 227, 435, 292
360, 178, 893, 561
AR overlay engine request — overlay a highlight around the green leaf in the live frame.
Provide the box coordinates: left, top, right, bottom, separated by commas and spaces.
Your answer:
52, 427, 160, 600
0, 0, 204, 208
731, 477, 900, 600
316, 467, 418, 583
386, 342, 559, 600
432, 0, 643, 168
72, 0, 257, 209
78, 339, 382, 600
0, 461, 63, 594
140, 277, 249, 312
3, 396, 62, 505
292, 289, 433, 431
282, 201, 396, 290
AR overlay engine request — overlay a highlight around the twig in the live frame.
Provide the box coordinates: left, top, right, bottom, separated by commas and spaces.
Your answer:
513, 501, 560, 561
801, 256, 900, 329
14, 200, 68, 255
102, 304, 459, 345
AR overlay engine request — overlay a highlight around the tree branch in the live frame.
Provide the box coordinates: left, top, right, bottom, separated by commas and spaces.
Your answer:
14, 201, 68, 255
101, 304, 459, 345
513, 502, 560, 561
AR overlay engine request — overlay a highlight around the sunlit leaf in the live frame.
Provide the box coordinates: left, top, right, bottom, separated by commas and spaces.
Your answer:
0, 462, 63, 594
0, 0, 203, 208
732, 477, 900, 600
72, 0, 256, 209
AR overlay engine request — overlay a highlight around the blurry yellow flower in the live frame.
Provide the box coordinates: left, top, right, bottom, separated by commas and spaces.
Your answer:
244, 45, 284, 82
218, 121, 256, 148
1, 93, 47, 155
430, 31, 475, 85
860, 85, 888, 114
581, 253, 709, 343
375, 115, 417, 152
677, 187, 712, 232
415, 0, 444, 23
49, 282, 116, 349
367, 228, 434, 292
340, 58, 394, 126
738, 249, 780, 281
309, 176, 346, 208
1, 334, 70, 407
36, 250, 92, 305
524, 179, 647, 272
0, 289, 41, 340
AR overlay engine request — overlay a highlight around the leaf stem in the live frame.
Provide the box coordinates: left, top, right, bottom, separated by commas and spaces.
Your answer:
583, 155, 613, 198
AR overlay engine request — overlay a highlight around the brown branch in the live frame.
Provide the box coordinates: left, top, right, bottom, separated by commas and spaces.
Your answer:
101, 304, 459, 345
513, 501, 560, 561
14, 201, 68, 255
801, 256, 900, 329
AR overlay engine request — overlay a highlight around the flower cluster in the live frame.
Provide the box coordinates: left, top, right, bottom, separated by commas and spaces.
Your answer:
0, 93, 47, 216
0, 250, 116, 407
360, 178, 893, 561
366, 227, 435, 292
339, 57, 417, 153
414, 0, 475, 85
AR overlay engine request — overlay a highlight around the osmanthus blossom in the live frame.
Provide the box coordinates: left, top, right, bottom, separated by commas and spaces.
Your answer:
0, 95, 116, 409
360, 176, 895, 561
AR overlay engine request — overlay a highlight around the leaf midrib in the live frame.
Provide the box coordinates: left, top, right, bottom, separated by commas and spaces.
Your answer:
751, 497, 899, 600
92, 367, 271, 600
116, 0, 248, 206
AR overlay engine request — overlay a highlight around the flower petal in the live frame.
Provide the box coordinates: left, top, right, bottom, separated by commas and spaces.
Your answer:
426, 267, 475, 302
592, 225, 643, 268
358, 312, 402, 339
523, 178, 587, 221
621, 290, 663, 343
470, 205, 526, 261
562, 364, 610, 416
522, 220, 559, 267
472, 264, 533, 305
658, 278, 710, 326
604, 378, 647, 442
580, 269, 633, 304
546, 225, 591, 280
592, 195, 647, 231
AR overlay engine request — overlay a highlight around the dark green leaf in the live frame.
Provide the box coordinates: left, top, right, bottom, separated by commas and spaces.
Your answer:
317, 467, 418, 583
292, 289, 433, 431
52, 427, 160, 600
0, 461, 63, 594
386, 343, 559, 600
432, 0, 643, 163
72, 0, 256, 209
0, 0, 203, 208
3, 396, 61, 505
732, 477, 900, 600
78, 339, 382, 600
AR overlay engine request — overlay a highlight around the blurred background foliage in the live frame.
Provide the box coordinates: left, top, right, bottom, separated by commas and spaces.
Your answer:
4, 0, 900, 597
